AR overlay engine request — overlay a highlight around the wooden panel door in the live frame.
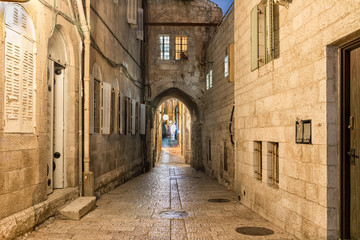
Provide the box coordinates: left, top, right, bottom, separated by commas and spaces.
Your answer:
350, 46, 360, 240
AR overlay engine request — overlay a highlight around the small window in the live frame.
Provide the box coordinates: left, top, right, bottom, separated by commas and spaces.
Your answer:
267, 142, 279, 187
254, 141, 262, 180
208, 139, 212, 162
175, 36, 188, 60
206, 73, 209, 90
224, 141, 228, 172
224, 55, 229, 77
158, 35, 170, 60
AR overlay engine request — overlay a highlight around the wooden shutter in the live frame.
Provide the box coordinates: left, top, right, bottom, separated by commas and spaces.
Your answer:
140, 104, 146, 135
21, 37, 35, 133
250, 5, 259, 71
4, 28, 22, 132
137, 8, 144, 41
102, 82, 111, 134
132, 100, 136, 135
266, 0, 274, 63
229, 43, 235, 83
127, 0, 137, 25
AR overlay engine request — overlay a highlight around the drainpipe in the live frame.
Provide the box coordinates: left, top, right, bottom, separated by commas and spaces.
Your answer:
76, 0, 94, 196
67, 0, 83, 196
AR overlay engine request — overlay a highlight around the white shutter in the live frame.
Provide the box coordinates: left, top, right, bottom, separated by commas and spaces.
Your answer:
118, 92, 124, 134
132, 100, 136, 135
102, 82, 111, 134
21, 37, 35, 133
140, 104, 146, 135
4, 28, 22, 133
137, 8, 144, 40
127, 0, 137, 25
89, 74, 94, 134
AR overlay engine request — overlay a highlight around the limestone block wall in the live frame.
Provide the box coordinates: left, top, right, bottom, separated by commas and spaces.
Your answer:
234, 0, 360, 239
203, 8, 235, 190
89, 0, 144, 194
0, 1, 81, 221
146, 0, 221, 170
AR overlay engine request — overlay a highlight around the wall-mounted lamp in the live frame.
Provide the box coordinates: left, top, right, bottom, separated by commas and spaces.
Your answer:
274, 0, 291, 8
296, 120, 311, 144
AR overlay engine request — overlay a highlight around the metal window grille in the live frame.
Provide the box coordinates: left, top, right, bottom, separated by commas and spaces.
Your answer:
268, 142, 279, 186
94, 79, 101, 133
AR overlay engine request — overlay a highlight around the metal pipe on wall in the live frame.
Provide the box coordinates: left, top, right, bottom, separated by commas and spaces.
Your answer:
76, 0, 94, 196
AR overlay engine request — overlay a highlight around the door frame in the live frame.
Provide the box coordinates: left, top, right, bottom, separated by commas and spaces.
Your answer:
340, 38, 360, 239
48, 59, 68, 191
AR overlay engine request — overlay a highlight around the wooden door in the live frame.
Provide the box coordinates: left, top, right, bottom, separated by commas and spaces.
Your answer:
350, 46, 360, 240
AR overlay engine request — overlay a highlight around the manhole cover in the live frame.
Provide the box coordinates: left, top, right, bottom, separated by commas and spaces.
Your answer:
159, 210, 189, 219
208, 198, 231, 203
236, 227, 274, 236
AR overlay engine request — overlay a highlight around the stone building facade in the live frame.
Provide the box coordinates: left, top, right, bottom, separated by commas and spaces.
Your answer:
145, 0, 222, 170
203, 7, 235, 190
0, 0, 145, 239
233, 0, 360, 239
88, 0, 145, 196
0, 2, 82, 238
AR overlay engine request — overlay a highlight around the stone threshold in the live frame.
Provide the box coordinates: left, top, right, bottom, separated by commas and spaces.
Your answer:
0, 187, 78, 240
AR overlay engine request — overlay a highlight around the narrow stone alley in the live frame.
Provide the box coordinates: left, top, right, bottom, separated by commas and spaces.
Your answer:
18, 148, 293, 240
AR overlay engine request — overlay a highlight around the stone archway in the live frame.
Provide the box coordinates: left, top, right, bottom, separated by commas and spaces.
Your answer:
148, 87, 203, 171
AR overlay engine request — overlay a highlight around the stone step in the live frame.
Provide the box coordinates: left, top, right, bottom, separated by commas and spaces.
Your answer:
58, 197, 96, 220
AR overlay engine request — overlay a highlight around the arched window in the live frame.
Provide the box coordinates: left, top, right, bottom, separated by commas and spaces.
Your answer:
4, 4, 36, 133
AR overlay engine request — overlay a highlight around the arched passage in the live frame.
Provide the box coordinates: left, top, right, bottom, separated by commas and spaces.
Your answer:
148, 88, 203, 171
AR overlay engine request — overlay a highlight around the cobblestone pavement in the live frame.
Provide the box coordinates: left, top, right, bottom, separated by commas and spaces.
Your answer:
19, 148, 294, 240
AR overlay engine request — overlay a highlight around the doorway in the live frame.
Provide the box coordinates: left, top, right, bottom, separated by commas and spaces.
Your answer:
47, 27, 68, 194
341, 40, 360, 240
47, 61, 66, 193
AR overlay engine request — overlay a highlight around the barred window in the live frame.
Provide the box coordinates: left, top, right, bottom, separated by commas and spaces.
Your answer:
93, 79, 101, 133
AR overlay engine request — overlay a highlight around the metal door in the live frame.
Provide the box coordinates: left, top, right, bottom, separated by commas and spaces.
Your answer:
349, 46, 360, 240
53, 65, 65, 189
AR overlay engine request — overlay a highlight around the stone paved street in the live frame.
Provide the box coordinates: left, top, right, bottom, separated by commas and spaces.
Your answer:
18, 148, 294, 240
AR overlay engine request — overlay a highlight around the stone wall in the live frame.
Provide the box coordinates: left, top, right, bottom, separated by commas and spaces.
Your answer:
0, 0, 81, 222
146, 0, 222, 170
233, 0, 360, 239
203, 8, 235, 190
89, 0, 144, 195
